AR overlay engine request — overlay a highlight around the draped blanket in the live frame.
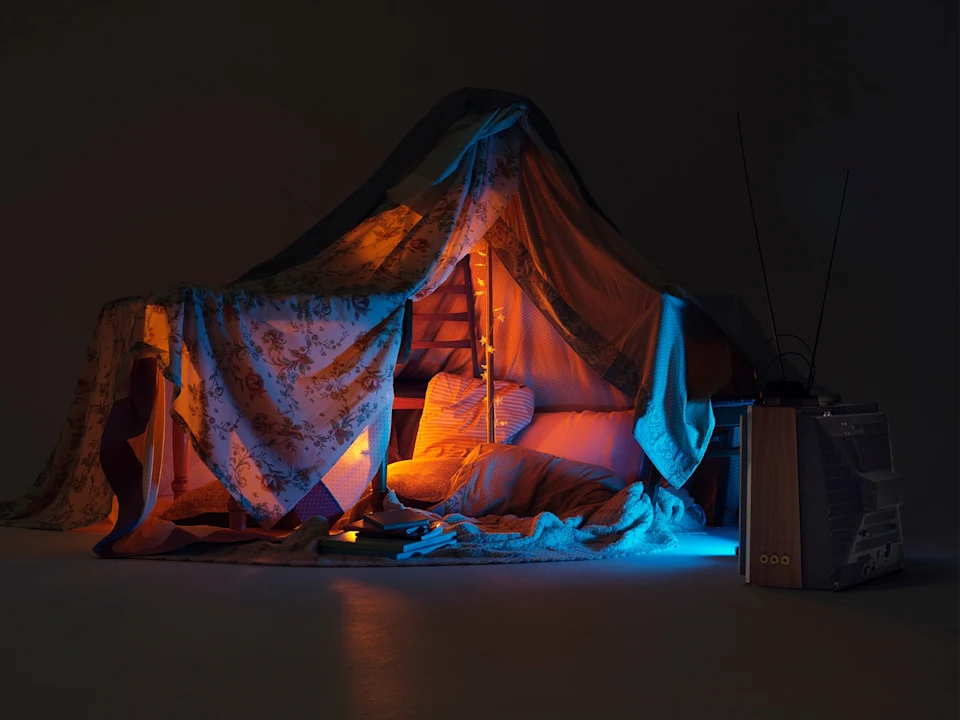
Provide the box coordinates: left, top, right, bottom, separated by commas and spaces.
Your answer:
1, 98, 722, 557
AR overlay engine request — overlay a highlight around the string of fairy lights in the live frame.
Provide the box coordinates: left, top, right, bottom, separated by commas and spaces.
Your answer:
471, 247, 507, 438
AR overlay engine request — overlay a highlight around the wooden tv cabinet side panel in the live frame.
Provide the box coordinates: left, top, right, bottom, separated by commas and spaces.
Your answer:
748, 407, 803, 589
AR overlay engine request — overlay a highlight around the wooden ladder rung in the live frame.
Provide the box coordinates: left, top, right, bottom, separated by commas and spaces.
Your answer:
392, 397, 426, 410
431, 284, 468, 294
411, 339, 473, 349
414, 312, 470, 322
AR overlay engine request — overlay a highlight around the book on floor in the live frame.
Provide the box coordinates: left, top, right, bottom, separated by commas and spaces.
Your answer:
320, 530, 457, 559
342, 518, 444, 543
361, 509, 431, 532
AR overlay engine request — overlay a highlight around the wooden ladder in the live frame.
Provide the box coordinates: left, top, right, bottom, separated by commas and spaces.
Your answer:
394, 256, 481, 410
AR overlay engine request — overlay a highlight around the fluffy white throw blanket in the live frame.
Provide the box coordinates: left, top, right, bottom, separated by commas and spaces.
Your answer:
361, 444, 703, 561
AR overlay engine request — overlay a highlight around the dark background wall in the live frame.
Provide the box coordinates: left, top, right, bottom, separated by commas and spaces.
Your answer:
1, 1, 956, 535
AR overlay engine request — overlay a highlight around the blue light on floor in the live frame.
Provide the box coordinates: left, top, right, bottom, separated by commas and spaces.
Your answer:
666, 527, 740, 557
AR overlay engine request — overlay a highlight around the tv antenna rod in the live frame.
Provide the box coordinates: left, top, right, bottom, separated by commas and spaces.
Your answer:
806, 169, 850, 393
736, 112, 785, 383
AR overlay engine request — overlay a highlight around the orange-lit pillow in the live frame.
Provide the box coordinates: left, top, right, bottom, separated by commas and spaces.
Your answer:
387, 457, 465, 504
413, 373, 535, 460
512, 410, 646, 483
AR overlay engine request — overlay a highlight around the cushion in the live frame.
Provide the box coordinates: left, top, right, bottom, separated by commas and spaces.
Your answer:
512, 410, 646, 483
413, 372, 535, 460
386, 457, 465, 504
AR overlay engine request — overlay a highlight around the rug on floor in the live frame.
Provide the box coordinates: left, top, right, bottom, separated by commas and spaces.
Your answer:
142, 477, 704, 568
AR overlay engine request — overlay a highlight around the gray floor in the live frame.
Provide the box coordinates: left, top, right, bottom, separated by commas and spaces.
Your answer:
1, 524, 956, 720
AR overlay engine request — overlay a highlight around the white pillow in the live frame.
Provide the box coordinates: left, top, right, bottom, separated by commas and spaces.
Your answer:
413, 373, 535, 460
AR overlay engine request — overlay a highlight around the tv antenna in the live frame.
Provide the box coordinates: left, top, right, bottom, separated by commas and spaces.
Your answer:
736, 113, 850, 404
736, 112, 785, 384
806, 169, 850, 393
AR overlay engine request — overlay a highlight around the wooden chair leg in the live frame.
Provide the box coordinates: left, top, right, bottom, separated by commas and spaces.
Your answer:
228, 496, 247, 531
172, 423, 190, 500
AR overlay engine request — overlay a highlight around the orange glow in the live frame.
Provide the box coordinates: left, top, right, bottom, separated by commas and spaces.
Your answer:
330, 426, 373, 472
318, 424, 379, 514
331, 579, 418, 714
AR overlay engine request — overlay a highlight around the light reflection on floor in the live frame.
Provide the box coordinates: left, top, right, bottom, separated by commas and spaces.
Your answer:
664, 526, 740, 557
331, 578, 418, 717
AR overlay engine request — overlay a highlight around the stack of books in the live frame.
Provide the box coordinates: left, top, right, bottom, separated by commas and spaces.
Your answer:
320, 509, 457, 559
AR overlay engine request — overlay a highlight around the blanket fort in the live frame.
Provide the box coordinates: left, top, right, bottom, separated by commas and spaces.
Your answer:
1, 89, 752, 556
